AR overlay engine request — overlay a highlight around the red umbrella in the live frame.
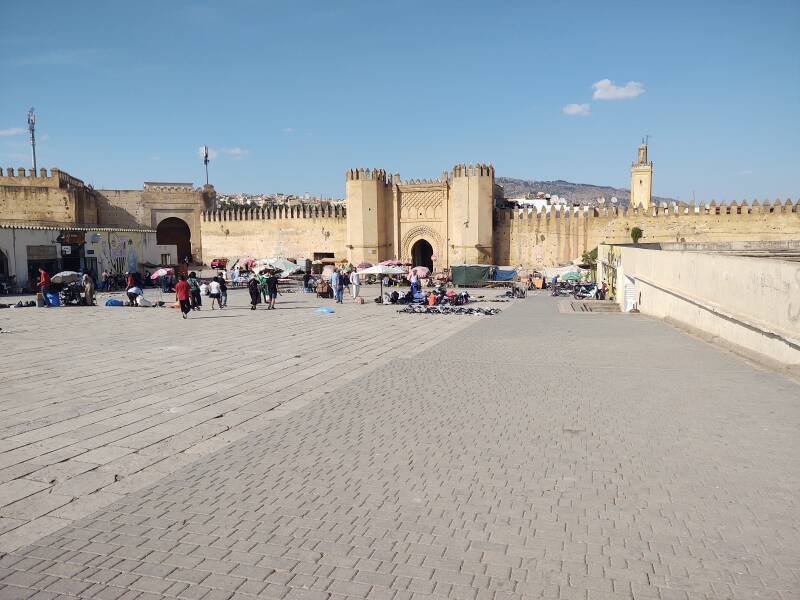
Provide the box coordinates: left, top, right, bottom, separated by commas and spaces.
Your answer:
357, 262, 373, 270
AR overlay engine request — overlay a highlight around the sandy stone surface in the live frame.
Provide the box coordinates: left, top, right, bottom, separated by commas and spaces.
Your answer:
0, 286, 481, 553
0, 290, 798, 599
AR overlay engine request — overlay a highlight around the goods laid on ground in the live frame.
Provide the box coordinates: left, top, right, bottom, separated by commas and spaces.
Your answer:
397, 305, 502, 316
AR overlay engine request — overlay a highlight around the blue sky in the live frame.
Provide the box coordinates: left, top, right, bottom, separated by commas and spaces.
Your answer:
1, 0, 798, 201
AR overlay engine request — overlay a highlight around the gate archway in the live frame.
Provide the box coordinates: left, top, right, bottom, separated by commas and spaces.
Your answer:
411, 239, 434, 270
156, 218, 191, 264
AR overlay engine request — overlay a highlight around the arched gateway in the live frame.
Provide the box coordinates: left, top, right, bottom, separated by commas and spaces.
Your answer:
156, 217, 191, 263
411, 239, 434, 270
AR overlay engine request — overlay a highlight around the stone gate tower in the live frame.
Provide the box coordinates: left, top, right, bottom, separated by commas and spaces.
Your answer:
345, 163, 494, 268
630, 141, 653, 210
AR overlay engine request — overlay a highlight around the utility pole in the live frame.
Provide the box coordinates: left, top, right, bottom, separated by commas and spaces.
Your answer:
27, 108, 37, 173
203, 145, 210, 185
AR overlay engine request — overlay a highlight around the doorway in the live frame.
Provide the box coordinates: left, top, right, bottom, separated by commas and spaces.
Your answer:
157, 218, 191, 264
411, 239, 434, 270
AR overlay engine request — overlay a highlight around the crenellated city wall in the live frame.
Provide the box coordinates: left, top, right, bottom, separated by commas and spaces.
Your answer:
0, 167, 98, 225
494, 200, 800, 267
199, 205, 348, 262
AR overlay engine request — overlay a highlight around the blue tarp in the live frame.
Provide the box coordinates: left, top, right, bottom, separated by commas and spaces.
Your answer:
493, 268, 518, 281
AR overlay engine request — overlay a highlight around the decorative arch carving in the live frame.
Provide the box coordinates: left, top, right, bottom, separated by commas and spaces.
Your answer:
400, 225, 444, 264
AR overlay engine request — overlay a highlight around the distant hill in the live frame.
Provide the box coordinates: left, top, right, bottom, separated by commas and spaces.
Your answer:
496, 177, 676, 206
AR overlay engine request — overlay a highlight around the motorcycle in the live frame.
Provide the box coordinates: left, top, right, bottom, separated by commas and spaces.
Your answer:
573, 283, 598, 300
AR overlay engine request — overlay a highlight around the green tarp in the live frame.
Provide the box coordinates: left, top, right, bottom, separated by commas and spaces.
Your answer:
451, 264, 491, 286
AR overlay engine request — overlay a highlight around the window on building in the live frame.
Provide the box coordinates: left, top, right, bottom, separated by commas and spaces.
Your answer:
160, 253, 171, 265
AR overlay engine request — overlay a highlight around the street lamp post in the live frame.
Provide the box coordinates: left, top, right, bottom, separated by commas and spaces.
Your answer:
27, 108, 37, 173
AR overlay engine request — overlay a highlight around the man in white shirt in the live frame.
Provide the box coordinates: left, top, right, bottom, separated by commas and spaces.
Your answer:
126, 286, 143, 306
208, 278, 222, 310
350, 270, 360, 299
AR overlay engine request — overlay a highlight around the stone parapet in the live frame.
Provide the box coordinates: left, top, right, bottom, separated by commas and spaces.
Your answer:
202, 204, 346, 222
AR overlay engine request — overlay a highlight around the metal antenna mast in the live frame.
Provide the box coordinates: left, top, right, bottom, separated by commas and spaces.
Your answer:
27, 108, 37, 173
203, 145, 210, 185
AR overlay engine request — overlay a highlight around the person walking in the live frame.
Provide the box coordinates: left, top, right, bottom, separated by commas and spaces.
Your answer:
218, 272, 228, 307
302, 271, 311, 293
332, 268, 344, 304
187, 271, 202, 310
100, 269, 109, 291
266, 271, 279, 309
258, 270, 269, 303
247, 274, 260, 310
208, 276, 223, 310
175, 275, 192, 319
37, 266, 51, 298
81, 273, 95, 306
350, 269, 360, 299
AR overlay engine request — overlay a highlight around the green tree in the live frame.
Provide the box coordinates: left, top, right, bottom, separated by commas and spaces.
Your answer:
630, 227, 644, 244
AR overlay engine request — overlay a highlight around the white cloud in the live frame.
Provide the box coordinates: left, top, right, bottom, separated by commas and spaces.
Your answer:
198, 146, 248, 160
151, 155, 161, 161
739, 169, 753, 176
562, 103, 591, 116
281, 127, 295, 133
221, 147, 248, 159
592, 79, 645, 100
0, 128, 25, 137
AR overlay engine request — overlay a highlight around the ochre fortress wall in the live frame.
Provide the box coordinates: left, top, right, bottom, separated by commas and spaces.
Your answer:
2, 161, 798, 270
493, 201, 800, 266
0, 167, 97, 225
200, 205, 347, 262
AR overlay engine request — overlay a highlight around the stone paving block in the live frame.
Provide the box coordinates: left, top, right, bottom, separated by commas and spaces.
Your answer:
25, 461, 100, 485
0, 517, 70, 553
50, 472, 115, 498
0, 480, 51, 508
0, 491, 74, 521
47, 491, 123, 522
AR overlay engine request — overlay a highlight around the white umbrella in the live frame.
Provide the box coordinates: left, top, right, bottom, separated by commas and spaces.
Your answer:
357, 265, 406, 296
51, 271, 82, 284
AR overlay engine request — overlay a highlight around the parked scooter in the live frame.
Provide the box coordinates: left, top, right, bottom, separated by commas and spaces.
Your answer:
573, 283, 598, 300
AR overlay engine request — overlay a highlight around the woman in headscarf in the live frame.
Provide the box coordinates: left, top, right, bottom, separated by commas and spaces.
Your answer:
247, 274, 260, 310
81, 273, 95, 306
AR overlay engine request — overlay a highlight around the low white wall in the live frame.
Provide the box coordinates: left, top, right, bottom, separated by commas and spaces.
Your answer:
599, 245, 800, 365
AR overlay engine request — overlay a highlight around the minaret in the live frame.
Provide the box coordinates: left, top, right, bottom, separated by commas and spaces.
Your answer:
630, 140, 653, 210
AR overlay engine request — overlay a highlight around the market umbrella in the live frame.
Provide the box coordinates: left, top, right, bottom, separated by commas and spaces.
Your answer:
357, 264, 406, 297
150, 267, 174, 279
380, 259, 411, 267
356, 261, 373, 270
410, 266, 430, 278
51, 271, 81, 284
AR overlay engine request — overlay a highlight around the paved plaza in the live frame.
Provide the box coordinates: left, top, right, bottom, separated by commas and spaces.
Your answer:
0, 289, 798, 599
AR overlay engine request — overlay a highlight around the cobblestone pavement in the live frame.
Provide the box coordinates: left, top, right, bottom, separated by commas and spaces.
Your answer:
0, 294, 798, 599
0, 287, 483, 553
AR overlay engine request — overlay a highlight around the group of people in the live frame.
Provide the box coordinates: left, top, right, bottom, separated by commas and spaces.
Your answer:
329, 268, 360, 303
36, 266, 96, 307
246, 270, 279, 310
174, 271, 228, 318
